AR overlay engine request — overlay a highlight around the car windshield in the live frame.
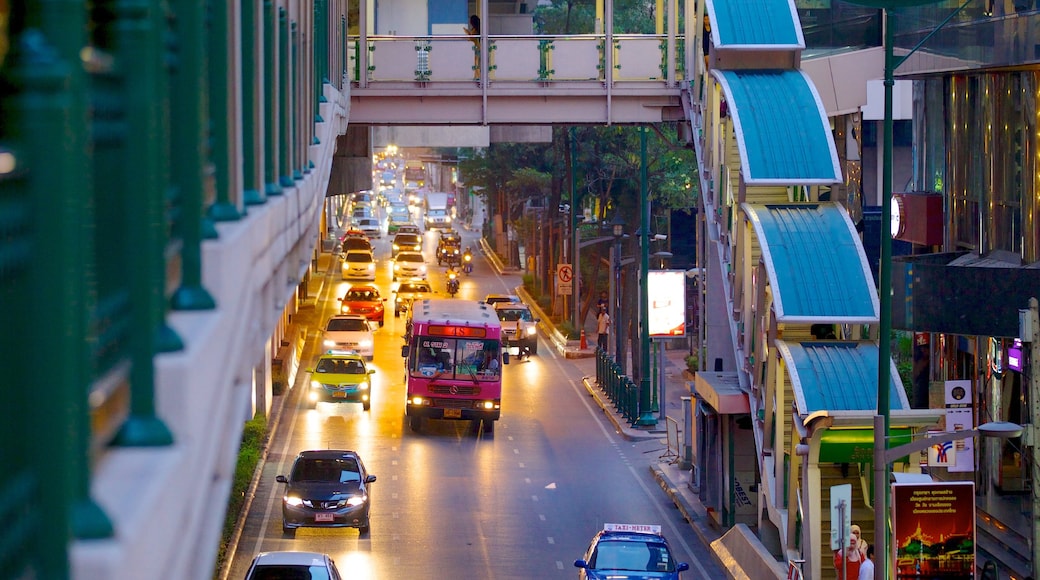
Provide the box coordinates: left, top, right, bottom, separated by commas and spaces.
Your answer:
315, 358, 366, 374
345, 252, 373, 263
497, 308, 532, 322
292, 457, 362, 483
397, 253, 423, 263
590, 539, 675, 573
395, 234, 421, 245
345, 289, 379, 301
343, 239, 371, 250
249, 564, 333, 580
327, 318, 369, 332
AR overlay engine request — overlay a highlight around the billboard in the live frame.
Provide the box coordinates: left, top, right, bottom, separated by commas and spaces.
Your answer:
891, 481, 975, 579
647, 270, 686, 338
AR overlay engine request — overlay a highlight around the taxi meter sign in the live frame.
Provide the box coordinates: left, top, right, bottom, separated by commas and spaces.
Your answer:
603, 523, 662, 534
556, 264, 573, 295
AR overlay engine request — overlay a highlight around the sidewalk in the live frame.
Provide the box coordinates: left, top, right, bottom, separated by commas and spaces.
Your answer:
479, 238, 730, 573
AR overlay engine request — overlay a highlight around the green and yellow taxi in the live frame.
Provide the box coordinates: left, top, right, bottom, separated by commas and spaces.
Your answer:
307, 350, 376, 410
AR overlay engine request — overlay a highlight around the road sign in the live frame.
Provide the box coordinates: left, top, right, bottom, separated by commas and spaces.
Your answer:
557, 264, 573, 295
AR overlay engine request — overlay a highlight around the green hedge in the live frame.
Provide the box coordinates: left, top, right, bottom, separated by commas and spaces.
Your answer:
213, 413, 267, 577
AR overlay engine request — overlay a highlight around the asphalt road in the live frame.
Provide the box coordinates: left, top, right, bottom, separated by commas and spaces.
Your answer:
226, 213, 723, 579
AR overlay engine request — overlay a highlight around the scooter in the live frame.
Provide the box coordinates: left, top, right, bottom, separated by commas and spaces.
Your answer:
446, 269, 460, 297
462, 251, 473, 274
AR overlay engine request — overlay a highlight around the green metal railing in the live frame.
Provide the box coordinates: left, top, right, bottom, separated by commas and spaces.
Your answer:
595, 347, 641, 425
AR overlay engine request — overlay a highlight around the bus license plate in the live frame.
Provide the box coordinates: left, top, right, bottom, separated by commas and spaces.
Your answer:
315, 512, 335, 522
444, 408, 462, 419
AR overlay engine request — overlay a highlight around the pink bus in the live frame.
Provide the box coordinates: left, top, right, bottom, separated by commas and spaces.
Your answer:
401, 299, 506, 433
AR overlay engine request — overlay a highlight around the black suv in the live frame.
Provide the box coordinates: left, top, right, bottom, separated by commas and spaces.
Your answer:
276, 450, 377, 536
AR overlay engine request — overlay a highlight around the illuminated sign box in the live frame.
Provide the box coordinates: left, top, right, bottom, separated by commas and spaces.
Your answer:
647, 270, 686, 338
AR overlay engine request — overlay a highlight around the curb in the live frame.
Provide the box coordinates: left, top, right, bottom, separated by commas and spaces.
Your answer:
580, 375, 662, 441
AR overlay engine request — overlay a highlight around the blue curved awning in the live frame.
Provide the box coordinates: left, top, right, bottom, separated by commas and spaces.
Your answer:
712, 69, 841, 185
743, 203, 878, 322
707, 0, 804, 49
776, 341, 910, 416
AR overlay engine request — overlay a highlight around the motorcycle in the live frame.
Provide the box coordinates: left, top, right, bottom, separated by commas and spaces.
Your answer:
446, 269, 460, 297
462, 251, 473, 274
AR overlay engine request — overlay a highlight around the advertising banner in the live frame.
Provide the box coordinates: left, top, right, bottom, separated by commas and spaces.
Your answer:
647, 270, 686, 338
891, 481, 975, 579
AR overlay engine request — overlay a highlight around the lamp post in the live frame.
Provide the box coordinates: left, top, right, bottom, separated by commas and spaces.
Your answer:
833, 4, 974, 577
610, 212, 625, 371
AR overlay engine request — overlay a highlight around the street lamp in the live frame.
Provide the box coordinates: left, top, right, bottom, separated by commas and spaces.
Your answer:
610, 212, 625, 371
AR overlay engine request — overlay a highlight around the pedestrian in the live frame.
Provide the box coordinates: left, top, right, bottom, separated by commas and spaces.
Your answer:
850, 524, 868, 559
596, 290, 609, 314
833, 530, 864, 580
465, 14, 481, 78
857, 544, 874, 580
596, 309, 610, 351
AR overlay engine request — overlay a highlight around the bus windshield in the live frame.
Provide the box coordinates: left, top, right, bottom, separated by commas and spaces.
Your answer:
410, 336, 501, 378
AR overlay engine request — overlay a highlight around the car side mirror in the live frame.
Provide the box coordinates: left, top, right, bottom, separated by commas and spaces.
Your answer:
365, 475, 377, 483
677, 563, 690, 572
368, 369, 375, 375
574, 560, 589, 569
306, 368, 315, 373
276, 475, 288, 484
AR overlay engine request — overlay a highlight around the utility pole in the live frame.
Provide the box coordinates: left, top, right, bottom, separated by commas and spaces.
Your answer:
636, 127, 656, 427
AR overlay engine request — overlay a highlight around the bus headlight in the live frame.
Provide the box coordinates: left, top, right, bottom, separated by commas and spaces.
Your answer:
481, 401, 495, 410
411, 396, 424, 405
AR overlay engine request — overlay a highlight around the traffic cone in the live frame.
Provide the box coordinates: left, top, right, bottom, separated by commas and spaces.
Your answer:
579, 329, 587, 350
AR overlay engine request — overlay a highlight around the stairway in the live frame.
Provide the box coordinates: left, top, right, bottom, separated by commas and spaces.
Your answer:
975, 498, 1032, 579
818, 463, 873, 580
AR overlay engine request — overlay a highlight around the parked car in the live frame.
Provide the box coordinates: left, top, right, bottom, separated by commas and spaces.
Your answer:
277, 450, 376, 535
307, 351, 376, 409
574, 523, 690, 579
341, 249, 376, 281
338, 283, 386, 326
393, 251, 427, 281
392, 280, 433, 317
244, 551, 343, 580
322, 314, 375, 359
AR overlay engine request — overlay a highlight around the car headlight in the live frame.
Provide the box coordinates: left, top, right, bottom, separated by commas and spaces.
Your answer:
359, 339, 372, 348
419, 265, 427, 273
393, 244, 400, 251
346, 495, 367, 507
324, 339, 336, 347
394, 264, 401, 271
367, 263, 375, 271
311, 380, 321, 389
526, 326, 537, 336
446, 216, 452, 223
285, 496, 304, 507
359, 381, 369, 391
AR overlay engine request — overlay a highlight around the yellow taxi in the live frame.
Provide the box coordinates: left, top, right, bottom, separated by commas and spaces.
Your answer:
307, 350, 376, 410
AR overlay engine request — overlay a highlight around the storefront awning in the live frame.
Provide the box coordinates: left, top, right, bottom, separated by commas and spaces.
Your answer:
694, 371, 749, 414
744, 203, 878, 323
775, 341, 910, 417
712, 70, 841, 185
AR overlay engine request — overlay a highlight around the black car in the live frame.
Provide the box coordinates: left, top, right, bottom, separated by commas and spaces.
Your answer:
276, 450, 377, 536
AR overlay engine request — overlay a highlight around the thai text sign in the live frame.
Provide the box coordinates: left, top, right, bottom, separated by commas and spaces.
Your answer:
891, 481, 975, 579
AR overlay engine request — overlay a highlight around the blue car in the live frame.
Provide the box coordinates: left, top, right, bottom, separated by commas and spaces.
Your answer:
574, 523, 691, 579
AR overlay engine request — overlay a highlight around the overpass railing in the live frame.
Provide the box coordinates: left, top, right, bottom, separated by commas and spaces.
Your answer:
349, 34, 685, 85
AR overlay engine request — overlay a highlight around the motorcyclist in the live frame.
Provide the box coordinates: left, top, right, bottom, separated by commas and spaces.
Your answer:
446, 266, 460, 296
462, 247, 473, 273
